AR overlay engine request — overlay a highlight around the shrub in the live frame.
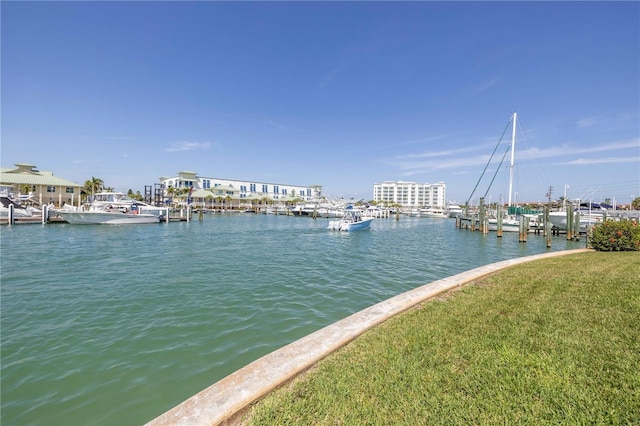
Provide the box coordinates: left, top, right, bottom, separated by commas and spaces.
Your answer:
588, 219, 640, 251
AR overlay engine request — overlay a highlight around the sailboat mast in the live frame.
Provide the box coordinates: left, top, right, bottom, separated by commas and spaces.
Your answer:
507, 112, 517, 207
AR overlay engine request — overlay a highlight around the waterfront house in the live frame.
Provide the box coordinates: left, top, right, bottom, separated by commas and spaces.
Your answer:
0, 163, 83, 208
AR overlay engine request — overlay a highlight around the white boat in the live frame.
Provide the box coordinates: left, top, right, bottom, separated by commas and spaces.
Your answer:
548, 202, 606, 232
418, 207, 448, 218
488, 213, 521, 232
1, 194, 42, 219
403, 208, 421, 217
463, 112, 523, 231
446, 204, 463, 218
327, 208, 373, 232
316, 207, 343, 218
55, 192, 167, 225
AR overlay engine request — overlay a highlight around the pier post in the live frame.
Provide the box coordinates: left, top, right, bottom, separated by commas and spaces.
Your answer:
478, 198, 485, 233
546, 221, 552, 248
544, 207, 551, 248
518, 217, 527, 242
496, 204, 503, 238
8, 204, 14, 225
566, 208, 573, 240
573, 212, 580, 241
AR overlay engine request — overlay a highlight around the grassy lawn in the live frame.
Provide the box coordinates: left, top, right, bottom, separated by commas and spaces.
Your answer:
241, 251, 640, 425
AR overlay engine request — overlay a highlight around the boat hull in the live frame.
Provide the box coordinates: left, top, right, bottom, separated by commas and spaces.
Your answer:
548, 211, 603, 232
419, 212, 448, 218
487, 219, 520, 232
327, 217, 373, 232
56, 211, 161, 224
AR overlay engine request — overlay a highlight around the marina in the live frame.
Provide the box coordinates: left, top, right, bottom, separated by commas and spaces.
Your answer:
1, 213, 587, 425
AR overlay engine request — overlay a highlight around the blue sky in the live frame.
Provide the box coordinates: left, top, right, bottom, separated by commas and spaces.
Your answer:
2, 1, 639, 205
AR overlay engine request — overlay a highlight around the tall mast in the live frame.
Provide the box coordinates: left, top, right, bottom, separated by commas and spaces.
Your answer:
507, 112, 517, 207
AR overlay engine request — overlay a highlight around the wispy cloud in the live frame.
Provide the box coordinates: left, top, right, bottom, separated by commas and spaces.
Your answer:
576, 117, 600, 128
395, 143, 494, 160
105, 136, 135, 140
254, 118, 298, 132
165, 141, 215, 152
517, 139, 639, 161
557, 156, 640, 166
473, 76, 501, 93
386, 138, 640, 175
319, 67, 340, 89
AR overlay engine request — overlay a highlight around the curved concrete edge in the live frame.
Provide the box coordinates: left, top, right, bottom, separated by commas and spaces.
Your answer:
146, 248, 592, 426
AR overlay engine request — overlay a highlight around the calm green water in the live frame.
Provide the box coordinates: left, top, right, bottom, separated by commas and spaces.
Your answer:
1, 214, 583, 425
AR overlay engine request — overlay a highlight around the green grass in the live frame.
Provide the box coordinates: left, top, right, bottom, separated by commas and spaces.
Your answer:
241, 252, 640, 425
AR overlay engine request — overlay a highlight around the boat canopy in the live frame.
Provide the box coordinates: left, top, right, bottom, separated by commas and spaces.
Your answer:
579, 202, 611, 209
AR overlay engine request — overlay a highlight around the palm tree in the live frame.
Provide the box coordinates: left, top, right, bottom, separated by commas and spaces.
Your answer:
83, 177, 104, 201
166, 186, 176, 205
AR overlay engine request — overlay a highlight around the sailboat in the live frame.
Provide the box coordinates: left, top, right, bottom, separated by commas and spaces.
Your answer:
488, 112, 521, 232
461, 112, 524, 232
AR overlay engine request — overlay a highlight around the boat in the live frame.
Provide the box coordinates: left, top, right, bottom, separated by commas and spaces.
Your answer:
487, 213, 521, 232
462, 112, 523, 231
548, 202, 606, 232
316, 207, 343, 218
418, 207, 448, 218
446, 204, 463, 218
0, 195, 41, 219
54, 192, 167, 225
327, 208, 373, 232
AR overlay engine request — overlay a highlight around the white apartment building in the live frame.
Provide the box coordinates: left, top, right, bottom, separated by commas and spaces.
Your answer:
373, 181, 446, 208
159, 171, 321, 201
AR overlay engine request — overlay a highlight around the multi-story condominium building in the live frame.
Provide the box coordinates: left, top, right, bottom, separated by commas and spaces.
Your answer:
159, 171, 322, 201
373, 181, 446, 208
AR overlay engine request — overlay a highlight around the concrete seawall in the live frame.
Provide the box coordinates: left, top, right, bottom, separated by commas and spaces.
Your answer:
146, 248, 591, 426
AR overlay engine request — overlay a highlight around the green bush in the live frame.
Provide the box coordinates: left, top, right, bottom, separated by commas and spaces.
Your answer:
588, 219, 640, 251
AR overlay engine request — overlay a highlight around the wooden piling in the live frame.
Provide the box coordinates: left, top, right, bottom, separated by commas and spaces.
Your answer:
519, 217, 527, 242
478, 198, 486, 233
544, 207, 551, 248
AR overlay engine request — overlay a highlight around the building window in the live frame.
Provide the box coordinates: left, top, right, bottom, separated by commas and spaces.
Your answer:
46, 186, 56, 193
65, 187, 74, 194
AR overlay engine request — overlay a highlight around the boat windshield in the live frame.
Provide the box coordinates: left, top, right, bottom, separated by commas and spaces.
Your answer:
93, 193, 133, 203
